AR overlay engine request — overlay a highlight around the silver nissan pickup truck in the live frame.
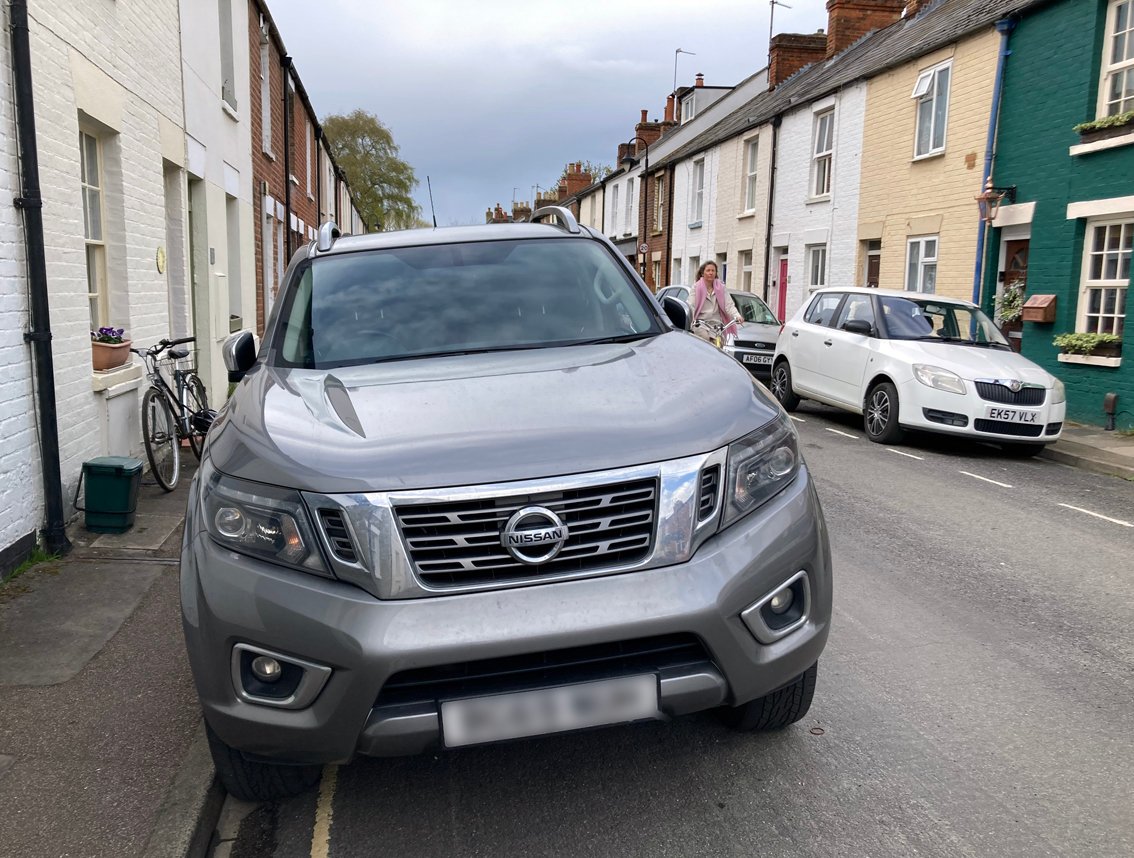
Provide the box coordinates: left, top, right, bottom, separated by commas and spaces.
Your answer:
181, 207, 831, 801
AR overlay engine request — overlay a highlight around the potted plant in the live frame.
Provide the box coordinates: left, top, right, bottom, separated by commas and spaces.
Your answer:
1052, 332, 1122, 358
1073, 110, 1134, 145
995, 280, 1024, 325
90, 326, 132, 371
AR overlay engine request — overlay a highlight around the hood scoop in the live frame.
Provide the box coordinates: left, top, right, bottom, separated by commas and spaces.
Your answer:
325, 375, 365, 438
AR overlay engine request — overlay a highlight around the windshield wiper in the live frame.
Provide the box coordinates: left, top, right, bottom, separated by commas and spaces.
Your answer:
568, 332, 655, 346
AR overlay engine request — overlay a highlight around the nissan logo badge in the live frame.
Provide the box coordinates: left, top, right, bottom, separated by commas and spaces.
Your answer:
501, 506, 569, 565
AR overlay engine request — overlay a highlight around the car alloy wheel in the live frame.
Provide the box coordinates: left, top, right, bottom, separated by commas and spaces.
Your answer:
771, 362, 800, 411
864, 382, 904, 444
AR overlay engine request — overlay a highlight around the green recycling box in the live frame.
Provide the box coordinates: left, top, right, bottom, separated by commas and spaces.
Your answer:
82, 456, 144, 533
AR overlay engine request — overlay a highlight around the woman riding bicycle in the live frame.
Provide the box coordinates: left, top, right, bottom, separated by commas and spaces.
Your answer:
687, 261, 743, 346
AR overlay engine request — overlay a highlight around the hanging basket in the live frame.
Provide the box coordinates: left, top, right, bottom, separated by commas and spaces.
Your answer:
91, 340, 132, 371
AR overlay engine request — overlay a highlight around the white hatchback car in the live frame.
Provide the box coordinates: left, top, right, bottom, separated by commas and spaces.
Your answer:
771, 287, 1066, 455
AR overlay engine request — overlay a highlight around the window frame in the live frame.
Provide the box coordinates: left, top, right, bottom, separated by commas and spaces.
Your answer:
652, 175, 665, 233
810, 110, 835, 200
739, 249, 753, 292
624, 177, 634, 236
743, 138, 759, 212
807, 244, 828, 290
80, 129, 109, 330
1077, 217, 1132, 335
691, 159, 705, 224
912, 60, 951, 159
1100, 0, 1134, 117
905, 235, 940, 293
610, 184, 619, 235
259, 27, 273, 156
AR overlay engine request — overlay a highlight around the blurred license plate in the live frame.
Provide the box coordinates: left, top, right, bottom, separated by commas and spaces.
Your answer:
441, 674, 658, 748
742, 354, 773, 365
986, 406, 1040, 424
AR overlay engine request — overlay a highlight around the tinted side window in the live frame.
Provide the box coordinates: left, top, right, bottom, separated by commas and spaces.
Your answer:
804, 294, 843, 327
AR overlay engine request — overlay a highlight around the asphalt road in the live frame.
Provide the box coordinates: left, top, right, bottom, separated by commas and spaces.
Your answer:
226, 405, 1134, 858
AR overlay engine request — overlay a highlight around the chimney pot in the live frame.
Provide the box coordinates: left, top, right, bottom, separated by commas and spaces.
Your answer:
665, 94, 675, 123
695, 73, 704, 87
640, 108, 648, 124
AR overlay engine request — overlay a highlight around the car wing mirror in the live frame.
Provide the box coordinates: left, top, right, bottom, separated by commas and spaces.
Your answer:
223, 331, 256, 382
661, 296, 691, 331
842, 319, 873, 336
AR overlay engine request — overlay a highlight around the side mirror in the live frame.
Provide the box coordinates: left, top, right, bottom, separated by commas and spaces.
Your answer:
222, 331, 256, 383
661, 296, 691, 331
843, 319, 873, 336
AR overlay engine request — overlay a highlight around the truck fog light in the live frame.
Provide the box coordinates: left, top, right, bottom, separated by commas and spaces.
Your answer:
768, 588, 794, 615
251, 655, 282, 682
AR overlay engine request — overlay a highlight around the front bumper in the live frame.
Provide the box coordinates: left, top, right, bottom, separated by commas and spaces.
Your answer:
181, 468, 830, 764
724, 344, 774, 377
897, 379, 1066, 443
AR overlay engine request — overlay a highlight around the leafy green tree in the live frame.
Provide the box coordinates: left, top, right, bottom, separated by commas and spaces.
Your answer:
322, 109, 420, 231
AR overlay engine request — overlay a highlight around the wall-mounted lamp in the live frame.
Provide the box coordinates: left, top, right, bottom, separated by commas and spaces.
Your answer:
975, 178, 1017, 223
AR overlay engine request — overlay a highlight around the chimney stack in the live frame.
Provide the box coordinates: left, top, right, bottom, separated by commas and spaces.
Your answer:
824, 0, 905, 58
664, 94, 675, 123
695, 73, 704, 87
768, 31, 827, 88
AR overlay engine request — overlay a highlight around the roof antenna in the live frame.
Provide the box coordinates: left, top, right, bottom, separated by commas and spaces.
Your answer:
769, 0, 792, 67
426, 175, 438, 228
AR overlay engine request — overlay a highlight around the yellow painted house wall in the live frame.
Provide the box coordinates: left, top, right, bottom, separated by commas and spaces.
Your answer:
858, 28, 999, 299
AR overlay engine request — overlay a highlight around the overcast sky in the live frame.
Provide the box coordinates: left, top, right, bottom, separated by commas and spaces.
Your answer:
267, 0, 828, 226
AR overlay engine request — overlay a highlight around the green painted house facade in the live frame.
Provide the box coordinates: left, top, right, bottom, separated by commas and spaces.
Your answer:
984, 0, 1134, 430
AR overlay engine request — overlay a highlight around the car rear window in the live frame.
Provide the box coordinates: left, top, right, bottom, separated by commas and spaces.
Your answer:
272, 238, 661, 368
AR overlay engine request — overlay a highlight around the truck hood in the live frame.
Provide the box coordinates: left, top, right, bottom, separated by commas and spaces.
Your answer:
891, 341, 1056, 385
207, 332, 781, 493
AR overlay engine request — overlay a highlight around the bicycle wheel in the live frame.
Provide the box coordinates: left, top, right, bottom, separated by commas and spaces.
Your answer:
142, 387, 180, 491
184, 373, 210, 461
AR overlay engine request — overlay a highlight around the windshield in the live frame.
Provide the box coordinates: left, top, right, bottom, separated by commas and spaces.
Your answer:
732, 292, 779, 325
273, 238, 661, 368
878, 295, 1009, 347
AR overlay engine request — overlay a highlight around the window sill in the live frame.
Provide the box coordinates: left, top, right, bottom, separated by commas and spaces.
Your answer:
221, 101, 239, 122
688, 221, 703, 230
1057, 353, 1122, 367
736, 210, 756, 220
911, 150, 945, 163
806, 195, 831, 205
289, 175, 299, 186
90, 362, 143, 393
1069, 130, 1134, 157
262, 149, 276, 162
307, 193, 315, 202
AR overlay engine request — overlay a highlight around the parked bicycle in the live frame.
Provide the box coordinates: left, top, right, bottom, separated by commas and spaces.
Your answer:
131, 336, 214, 492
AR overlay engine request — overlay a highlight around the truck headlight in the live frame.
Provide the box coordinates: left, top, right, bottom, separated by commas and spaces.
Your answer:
722, 413, 800, 527
202, 465, 329, 576
913, 364, 966, 395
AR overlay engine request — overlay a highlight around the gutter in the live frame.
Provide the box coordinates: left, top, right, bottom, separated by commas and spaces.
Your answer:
972, 16, 1018, 305
282, 55, 293, 257
9, 0, 71, 555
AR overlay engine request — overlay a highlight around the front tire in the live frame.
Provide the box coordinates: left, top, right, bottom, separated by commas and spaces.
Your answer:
205, 722, 322, 803
719, 662, 818, 731
142, 387, 180, 492
184, 374, 210, 461
864, 382, 905, 444
771, 360, 801, 411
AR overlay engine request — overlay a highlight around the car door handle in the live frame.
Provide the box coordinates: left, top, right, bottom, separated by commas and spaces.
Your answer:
791, 331, 799, 337
823, 340, 833, 346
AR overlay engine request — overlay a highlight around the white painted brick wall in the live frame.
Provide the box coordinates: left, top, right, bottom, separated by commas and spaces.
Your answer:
711, 128, 771, 293
0, 0, 185, 551
772, 83, 866, 317
0, 15, 42, 554
671, 147, 721, 285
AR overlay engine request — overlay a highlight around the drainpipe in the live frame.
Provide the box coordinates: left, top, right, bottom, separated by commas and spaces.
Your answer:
9, 0, 71, 555
972, 17, 1018, 306
282, 56, 293, 258
314, 126, 323, 225
762, 115, 782, 304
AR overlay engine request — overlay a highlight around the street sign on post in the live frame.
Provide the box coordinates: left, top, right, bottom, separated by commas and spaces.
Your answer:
638, 242, 649, 254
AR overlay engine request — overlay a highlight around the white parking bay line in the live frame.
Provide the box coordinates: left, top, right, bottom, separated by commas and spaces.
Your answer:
825, 428, 860, 440
1058, 503, 1134, 528
888, 449, 924, 460
960, 471, 1013, 489
789, 415, 806, 423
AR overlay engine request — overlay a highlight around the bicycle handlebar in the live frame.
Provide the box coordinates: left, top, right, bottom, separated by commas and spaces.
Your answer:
131, 335, 197, 357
